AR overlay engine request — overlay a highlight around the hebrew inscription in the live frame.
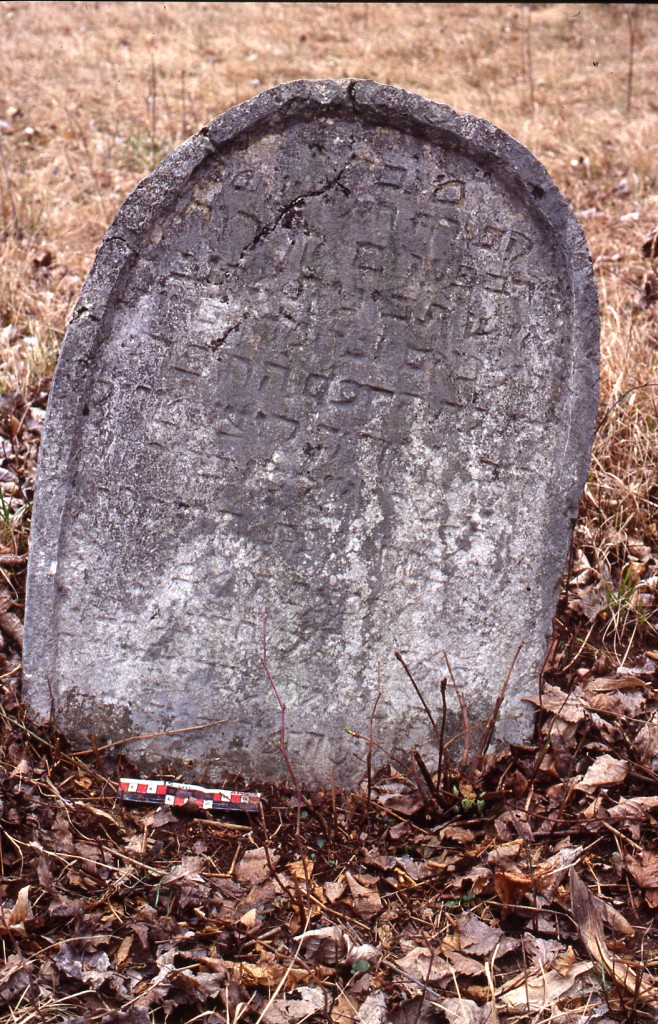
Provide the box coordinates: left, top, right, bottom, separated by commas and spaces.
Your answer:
23, 81, 599, 785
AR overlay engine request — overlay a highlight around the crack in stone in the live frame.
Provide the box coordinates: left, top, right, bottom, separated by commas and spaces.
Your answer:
211, 318, 246, 351
346, 79, 360, 114
236, 162, 354, 266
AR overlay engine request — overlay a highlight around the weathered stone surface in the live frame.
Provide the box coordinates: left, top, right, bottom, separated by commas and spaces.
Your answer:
23, 80, 599, 785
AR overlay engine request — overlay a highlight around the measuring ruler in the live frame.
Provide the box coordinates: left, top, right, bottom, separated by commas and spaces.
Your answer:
118, 777, 261, 813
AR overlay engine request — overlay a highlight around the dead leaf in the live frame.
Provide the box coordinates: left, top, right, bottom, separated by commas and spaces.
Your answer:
238, 908, 260, 930
94, 1010, 150, 1024
626, 850, 658, 907
345, 872, 382, 921
533, 683, 589, 722
355, 990, 387, 1024
115, 934, 133, 967
522, 934, 566, 966
568, 579, 608, 621
390, 994, 443, 1024
585, 687, 646, 716
375, 792, 424, 816
237, 961, 310, 989
445, 950, 486, 976
570, 868, 658, 1003
455, 913, 519, 957
261, 984, 327, 1024
494, 868, 532, 914
300, 926, 349, 965
364, 849, 396, 871
288, 858, 313, 882
394, 947, 452, 983
344, 944, 381, 970
585, 897, 632, 938
197, 956, 229, 977
486, 840, 522, 867
457, 864, 493, 895
622, 656, 657, 679
161, 855, 206, 887
498, 959, 593, 1012
0, 954, 30, 1008
53, 945, 111, 989
607, 796, 658, 839
576, 754, 628, 790
332, 989, 360, 1024
633, 714, 658, 768
324, 877, 347, 903
8, 885, 31, 926
437, 997, 494, 1024
533, 844, 582, 899
194, 971, 229, 1000
437, 824, 476, 845
48, 894, 84, 917
235, 847, 274, 885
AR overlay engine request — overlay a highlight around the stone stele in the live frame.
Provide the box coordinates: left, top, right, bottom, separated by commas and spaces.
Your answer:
23, 80, 599, 786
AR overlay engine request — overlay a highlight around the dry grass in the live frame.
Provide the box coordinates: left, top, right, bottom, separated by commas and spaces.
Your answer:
1, 1, 658, 653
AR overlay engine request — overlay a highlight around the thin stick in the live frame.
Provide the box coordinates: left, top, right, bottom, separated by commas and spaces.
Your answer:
257, 803, 297, 906
412, 749, 442, 811
345, 727, 409, 773
149, 52, 157, 157
436, 675, 448, 791
395, 651, 444, 752
444, 652, 470, 769
180, 69, 187, 140
596, 381, 658, 435
366, 663, 382, 820
0, 135, 19, 232
524, 4, 535, 109
473, 643, 524, 773
626, 5, 637, 115
72, 717, 228, 756
259, 607, 303, 834
0, 553, 26, 567
253, 921, 313, 1024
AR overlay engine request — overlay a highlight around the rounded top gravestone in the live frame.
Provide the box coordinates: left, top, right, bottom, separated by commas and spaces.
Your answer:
23, 80, 599, 785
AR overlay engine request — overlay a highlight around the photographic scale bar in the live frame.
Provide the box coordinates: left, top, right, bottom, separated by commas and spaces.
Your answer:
118, 777, 261, 813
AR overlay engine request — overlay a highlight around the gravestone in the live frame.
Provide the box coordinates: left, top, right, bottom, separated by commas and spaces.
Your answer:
23, 80, 599, 785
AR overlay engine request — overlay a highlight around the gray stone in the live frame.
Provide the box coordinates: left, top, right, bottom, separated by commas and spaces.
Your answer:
23, 80, 599, 785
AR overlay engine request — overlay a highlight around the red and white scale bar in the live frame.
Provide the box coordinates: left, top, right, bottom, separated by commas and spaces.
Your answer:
118, 777, 261, 813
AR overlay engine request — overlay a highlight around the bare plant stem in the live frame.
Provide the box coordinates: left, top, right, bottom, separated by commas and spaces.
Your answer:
444, 652, 470, 770
436, 675, 448, 791
524, 4, 535, 109
366, 662, 382, 822
412, 749, 442, 810
0, 136, 19, 233
149, 52, 157, 157
73, 717, 229, 756
259, 607, 303, 834
180, 69, 187, 140
345, 727, 408, 773
394, 651, 444, 753
596, 381, 658, 435
473, 642, 524, 775
626, 5, 638, 115
257, 802, 297, 904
